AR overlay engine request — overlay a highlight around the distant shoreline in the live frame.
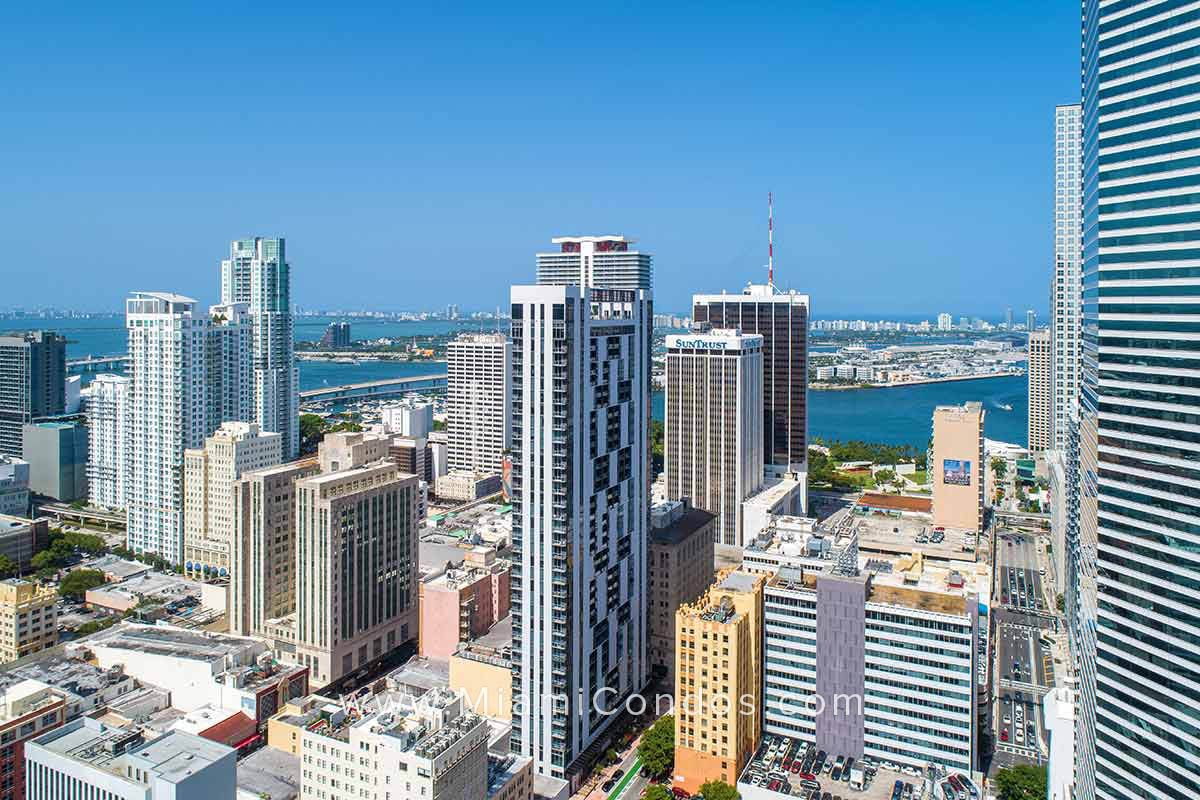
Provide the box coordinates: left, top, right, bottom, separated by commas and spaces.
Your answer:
811, 372, 1022, 391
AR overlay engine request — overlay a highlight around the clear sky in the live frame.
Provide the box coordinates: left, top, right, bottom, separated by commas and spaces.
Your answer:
1, 2, 1076, 317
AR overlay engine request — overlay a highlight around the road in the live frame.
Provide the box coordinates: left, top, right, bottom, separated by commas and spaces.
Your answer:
989, 529, 1058, 775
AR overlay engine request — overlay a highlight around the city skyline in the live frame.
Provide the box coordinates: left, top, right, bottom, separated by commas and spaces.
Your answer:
2, 3, 1075, 315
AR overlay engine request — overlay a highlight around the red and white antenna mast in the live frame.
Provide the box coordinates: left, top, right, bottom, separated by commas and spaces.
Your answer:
768, 191, 775, 289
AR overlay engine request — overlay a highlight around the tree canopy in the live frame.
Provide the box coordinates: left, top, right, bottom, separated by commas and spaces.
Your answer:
994, 765, 1047, 800
697, 780, 739, 800
637, 715, 674, 777
59, 568, 107, 599
643, 786, 673, 800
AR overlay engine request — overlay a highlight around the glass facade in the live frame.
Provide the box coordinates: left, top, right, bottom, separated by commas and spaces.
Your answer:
1079, 2, 1200, 797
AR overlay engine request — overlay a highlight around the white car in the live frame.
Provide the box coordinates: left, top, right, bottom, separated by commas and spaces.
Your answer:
1003, 716, 1011, 725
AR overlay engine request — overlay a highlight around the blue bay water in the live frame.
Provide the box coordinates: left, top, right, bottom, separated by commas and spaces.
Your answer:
6, 317, 1028, 447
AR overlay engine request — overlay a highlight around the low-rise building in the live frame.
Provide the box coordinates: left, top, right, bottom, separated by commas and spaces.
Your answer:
0, 456, 29, 517
420, 558, 511, 660
450, 632, 513, 721
0, 659, 136, 720
740, 475, 806, 548
0, 579, 57, 663
26, 717, 236, 800
647, 500, 715, 688
673, 570, 765, 796
437, 470, 502, 502
488, 752, 534, 800
300, 686, 489, 800
0, 515, 48, 572
0, 679, 67, 800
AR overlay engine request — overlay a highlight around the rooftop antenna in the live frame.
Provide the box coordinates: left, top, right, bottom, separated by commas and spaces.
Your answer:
768, 191, 775, 290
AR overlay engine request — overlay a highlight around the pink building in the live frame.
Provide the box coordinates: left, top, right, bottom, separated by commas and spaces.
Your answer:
419, 552, 511, 660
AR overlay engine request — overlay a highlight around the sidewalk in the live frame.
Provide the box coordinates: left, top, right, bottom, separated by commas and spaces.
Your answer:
574, 725, 649, 800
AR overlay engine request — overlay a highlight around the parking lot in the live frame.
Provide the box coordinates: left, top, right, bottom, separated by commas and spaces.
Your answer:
852, 514, 977, 563
737, 734, 964, 800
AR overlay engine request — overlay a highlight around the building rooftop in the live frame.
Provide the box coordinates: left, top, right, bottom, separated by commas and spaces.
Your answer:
78, 622, 258, 665
743, 476, 803, 512
0, 656, 129, 699
856, 492, 932, 514
649, 503, 715, 547
487, 752, 532, 798
33, 717, 230, 783
237, 745, 301, 800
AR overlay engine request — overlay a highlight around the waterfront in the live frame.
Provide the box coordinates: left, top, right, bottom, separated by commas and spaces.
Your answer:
8, 316, 1028, 448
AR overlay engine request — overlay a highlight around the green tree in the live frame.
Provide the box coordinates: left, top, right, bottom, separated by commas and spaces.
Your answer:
994, 765, 1047, 800
991, 457, 1008, 480
74, 615, 119, 637
649, 419, 664, 474
643, 786, 673, 800
58, 569, 107, 599
1056, 593, 1065, 613
637, 715, 674, 777
875, 468, 896, 485
0, 554, 17, 579
698, 780, 739, 800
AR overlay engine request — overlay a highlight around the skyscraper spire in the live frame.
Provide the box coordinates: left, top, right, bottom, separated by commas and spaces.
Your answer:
768, 191, 774, 288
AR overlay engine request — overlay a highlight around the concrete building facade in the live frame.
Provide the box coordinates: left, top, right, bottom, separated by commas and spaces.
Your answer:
509, 281, 651, 783
183, 422, 282, 579
1027, 330, 1052, 452
1052, 103, 1081, 452
931, 402, 985, 533
673, 570, 765, 796
230, 458, 320, 637
0, 580, 57, 663
647, 500, 715, 689
535, 235, 652, 292
292, 433, 420, 687
0, 331, 65, 459
81, 373, 130, 510
21, 421, 87, 502
664, 329, 764, 549
0, 680, 66, 800
447, 333, 511, 475
0, 457, 28, 518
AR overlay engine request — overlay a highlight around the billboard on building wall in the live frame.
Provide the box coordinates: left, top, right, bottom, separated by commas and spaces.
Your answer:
943, 459, 972, 486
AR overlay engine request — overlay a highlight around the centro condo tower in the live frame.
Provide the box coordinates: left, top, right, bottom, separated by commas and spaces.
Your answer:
509, 238, 651, 785
1075, 4, 1200, 798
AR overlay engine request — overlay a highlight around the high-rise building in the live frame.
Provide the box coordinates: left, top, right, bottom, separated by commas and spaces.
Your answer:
647, 500, 716, 689
80, 374, 130, 510
381, 397, 434, 439
22, 421, 87, 502
1075, 6, 1200, 798
664, 329, 764, 548
318, 321, 350, 349
229, 457, 319, 637
673, 569, 764, 796
291, 432, 419, 687
692, 286, 810, 494
1053, 104, 1082, 452
1027, 330, 1052, 452
1026, 309, 1036, 332
1006, 307, 1014, 331
125, 293, 250, 563
931, 402, 985, 534
536, 235, 652, 291
446, 333, 511, 474
509, 282, 651, 784
0, 331, 65, 458
937, 313, 953, 331
221, 237, 299, 458
183, 422, 282, 578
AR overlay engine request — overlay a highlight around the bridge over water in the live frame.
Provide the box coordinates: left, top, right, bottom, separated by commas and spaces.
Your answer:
300, 373, 447, 402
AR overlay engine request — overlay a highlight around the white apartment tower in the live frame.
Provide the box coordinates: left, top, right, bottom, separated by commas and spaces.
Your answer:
1027, 330, 1052, 452
1052, 104, 1081, 451
446, 333, 511, 474
125, 293, 213, 563
221, 237, 300, 458
81, 373, 130, 510
509, 281, 651, 784
536, 236, 652, 291
664, 329, 764, 548
183, 421, 282, 578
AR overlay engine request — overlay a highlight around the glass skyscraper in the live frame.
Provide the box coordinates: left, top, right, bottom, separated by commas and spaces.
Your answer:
1078, 2, 1200, 797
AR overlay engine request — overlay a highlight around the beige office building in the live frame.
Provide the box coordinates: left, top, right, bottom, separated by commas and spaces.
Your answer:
446, 332, 511, 475
1027, 330, 1052, 452
665, 329, 764, 549
229, 457, 319, 637
931, 402, 986, 533
292, 432, 419, 687
648, 500, 716, 690
673, 569, 765, 796
0, 579, 58, 663
184, 422, 282, 578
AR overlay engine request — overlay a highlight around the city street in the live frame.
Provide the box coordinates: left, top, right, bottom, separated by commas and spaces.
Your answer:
989, 529, 1058, 775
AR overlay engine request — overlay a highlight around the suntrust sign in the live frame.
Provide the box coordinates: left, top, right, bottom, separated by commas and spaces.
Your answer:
669, 338, 728, 350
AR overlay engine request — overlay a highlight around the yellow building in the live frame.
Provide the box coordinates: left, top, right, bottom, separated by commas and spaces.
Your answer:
449, 643, 513, 720
673, 569, 765, 796
0, 579, 58, 663
931, 402, 986, 533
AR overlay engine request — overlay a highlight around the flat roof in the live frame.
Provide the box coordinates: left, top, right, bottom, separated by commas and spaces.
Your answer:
238, 746, 300, 800
857, 493, 932, 513
83, 623, 255, 663
649, 507, 715, 547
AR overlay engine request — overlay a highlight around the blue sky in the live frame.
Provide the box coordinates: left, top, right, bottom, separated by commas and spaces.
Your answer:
1, 2, 1077, 317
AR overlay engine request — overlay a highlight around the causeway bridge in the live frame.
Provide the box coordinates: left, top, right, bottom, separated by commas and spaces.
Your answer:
300, 374, 447, 403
